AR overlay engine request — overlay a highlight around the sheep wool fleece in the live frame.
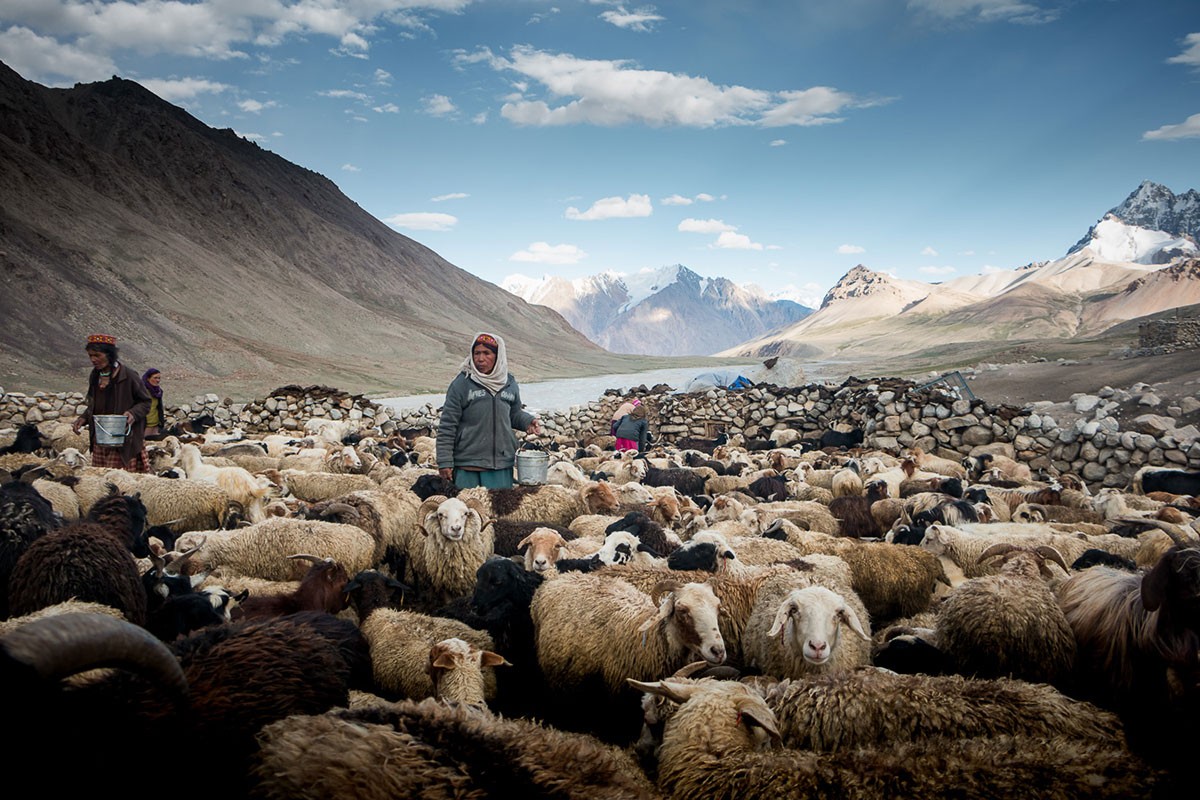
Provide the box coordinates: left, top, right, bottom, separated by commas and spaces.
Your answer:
437, 373, 535, 472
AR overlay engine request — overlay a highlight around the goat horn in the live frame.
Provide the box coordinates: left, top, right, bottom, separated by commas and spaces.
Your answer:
1034, 545, 1071, 573
977, 542, 1019, 564
163, 541, 204, 576
319, 502, 360, 519
287, 553, 327, 565
159, 518, 186, 527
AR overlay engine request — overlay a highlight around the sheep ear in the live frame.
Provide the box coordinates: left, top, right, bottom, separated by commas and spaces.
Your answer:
627, 678, 698, 705
430, 650, 459, 670
735, 697, 782, 744
516, 534, 534, 551
480, 650, 511, 668
768, 598, 799, 639
839, 605, 871, 641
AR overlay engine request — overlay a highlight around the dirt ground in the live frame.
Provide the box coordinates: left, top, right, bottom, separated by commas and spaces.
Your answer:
963, 348, 1200, 431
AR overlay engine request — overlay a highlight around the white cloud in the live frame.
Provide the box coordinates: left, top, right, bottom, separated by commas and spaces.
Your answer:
1143, 113, 1200, 141
238, 98, 276, 113
920, 246, 939, 256
907, 0, 1060, 25
769, 138, 787, 146
431, 192, 469, 202
374, 68, 393, 84
140, 76, 230, 102
678, 218, 735, 234
920, 265, 956, 275
959, 249, 975, 256
384, 212, 459, 231
509, 242, 587, 264
1167, 33, 1200, 67
341, 164, 361, 172
981, 264, 1006, 274
236, 130, 265, 141
565, 193, 652, 220
319, 89, 370, 102
714, 231, 763, 250
837, 244, 866, 254
599, 6, 665, 32
472, 111, 488, 124
463, 45, 870, 128
373, 103, 400, 113
759, 86, 861, 128
422, 94, 457, 116
0, 25, 117, 84
695, 193, 715, 202
0, 1, 476, 69
661, 194, 693, 206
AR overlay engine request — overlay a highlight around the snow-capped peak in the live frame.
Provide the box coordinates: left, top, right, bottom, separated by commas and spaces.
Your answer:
1078, 215, 1196, 265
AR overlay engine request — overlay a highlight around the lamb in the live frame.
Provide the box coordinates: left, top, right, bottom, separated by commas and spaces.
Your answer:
635, 679, 1162, 800
907, 445, 968, 479
935, 543, 1076, 687
179, 443, 270, 522
174, 517, 376, 582
345, 569, 503, 703
963, 451, 1033, 483
426, 637, 510, 706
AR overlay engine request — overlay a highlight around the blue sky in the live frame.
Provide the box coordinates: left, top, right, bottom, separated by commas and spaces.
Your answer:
2, 1, 1198, 307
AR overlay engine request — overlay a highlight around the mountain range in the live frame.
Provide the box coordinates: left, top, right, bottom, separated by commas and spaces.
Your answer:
723, 181, 1200, 362
0, 61, 698, 399
503, 265, 811, 356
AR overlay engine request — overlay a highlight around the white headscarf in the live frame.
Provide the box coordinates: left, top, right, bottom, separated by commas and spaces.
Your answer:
461, 331, 510, 394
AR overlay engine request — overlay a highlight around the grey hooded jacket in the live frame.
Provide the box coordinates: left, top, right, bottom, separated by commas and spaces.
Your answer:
436, 372, 535, 471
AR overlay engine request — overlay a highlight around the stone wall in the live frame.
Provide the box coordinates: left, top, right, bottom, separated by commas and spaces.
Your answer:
3, 379, 1198, 490
1138, 319, 1200, 351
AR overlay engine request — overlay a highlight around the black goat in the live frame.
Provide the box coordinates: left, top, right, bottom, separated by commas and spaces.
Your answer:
411, 472, 460, 500
1138, 469, 1200, 497
0, 473, 62, 617
747, 474, 790, 502
0, 423, 45, 455
673, 430, 728, 455
642, 465, 707, 498
236, 556, 350, 621
819, 427, 865, 450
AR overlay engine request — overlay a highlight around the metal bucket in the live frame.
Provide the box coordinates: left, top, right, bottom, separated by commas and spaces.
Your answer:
93, 414, 128, 447
515, 450, 549, 485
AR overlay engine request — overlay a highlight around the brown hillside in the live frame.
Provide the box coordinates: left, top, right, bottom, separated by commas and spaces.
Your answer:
0, 62, 697, 399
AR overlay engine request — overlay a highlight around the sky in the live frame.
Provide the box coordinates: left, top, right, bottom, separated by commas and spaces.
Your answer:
1, 1, 1198, 308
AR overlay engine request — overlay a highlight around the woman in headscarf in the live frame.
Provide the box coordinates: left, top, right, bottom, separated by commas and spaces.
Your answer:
610, 396, 641, 436
437, 332, 544, 489
71, 333, 152, 472
142, 368, 165, 440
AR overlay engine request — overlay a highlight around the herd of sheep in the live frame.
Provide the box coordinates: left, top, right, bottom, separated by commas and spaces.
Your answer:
1, 410, 1198, 799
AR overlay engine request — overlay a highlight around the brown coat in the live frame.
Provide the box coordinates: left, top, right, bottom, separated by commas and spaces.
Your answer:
83, 361, 152, 465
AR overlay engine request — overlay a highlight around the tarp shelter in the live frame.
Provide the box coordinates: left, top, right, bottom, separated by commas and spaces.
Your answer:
684, 371, 753, 392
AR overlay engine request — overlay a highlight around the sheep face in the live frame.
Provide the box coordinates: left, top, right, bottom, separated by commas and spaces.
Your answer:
767, 586, 870, 666
425, 497, 476, 542
517, 529, 568, 573
639, 582, 726, 665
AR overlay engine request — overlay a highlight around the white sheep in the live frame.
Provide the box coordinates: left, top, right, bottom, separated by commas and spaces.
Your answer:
174, 517, 376, 581
531, 573, 725, 696
408, 495, 494, 605
744, 584, 872, 679
179, 443, 269, 522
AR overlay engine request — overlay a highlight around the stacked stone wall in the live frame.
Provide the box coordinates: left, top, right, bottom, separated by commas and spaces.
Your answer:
1138, 319, 1200, 351
3, 378, 1198, 491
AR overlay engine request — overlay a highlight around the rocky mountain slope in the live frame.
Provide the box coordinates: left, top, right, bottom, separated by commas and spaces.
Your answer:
0, 62, 692, 399
504, 264, 810, 356
725, 182, 1200, 364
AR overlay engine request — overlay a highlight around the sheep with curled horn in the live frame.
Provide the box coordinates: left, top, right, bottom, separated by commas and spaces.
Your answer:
406, 494, 495, 609
933, 542, 1076, 688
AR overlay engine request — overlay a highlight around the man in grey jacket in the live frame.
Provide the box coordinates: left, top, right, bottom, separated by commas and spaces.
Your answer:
437, 332, 543, 489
